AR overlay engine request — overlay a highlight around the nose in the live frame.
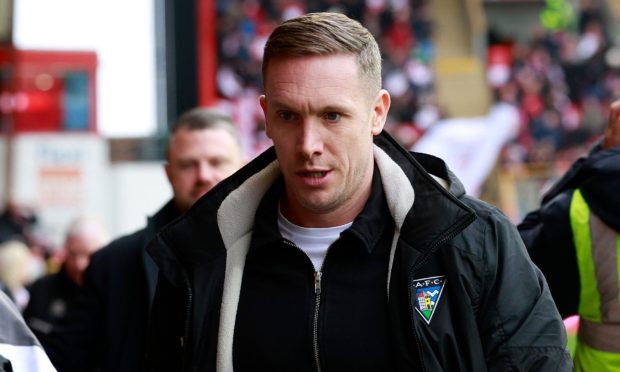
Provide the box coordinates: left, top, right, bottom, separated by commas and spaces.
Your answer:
197, 162, 217, 185
76, 256, 90, 273
299, 120, 323, 159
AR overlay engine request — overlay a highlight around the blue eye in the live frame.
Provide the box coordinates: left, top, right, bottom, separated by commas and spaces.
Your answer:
325, 112, 341, 121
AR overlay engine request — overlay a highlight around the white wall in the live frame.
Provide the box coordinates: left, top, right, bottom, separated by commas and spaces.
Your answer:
108, 162, 171, 238
7, 133, 172, 247
13, 0, 157, 138
9, 133, 111, 247
9, 0, 163, 245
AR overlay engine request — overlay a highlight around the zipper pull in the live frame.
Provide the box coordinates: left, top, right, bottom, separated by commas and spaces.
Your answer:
314, 271, 322, 295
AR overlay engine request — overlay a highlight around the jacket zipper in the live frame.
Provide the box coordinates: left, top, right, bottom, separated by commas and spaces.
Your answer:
181, 277, 193, 371
283, 239, 325, 372
313, 271, 323, 372
406, 213, 476, 372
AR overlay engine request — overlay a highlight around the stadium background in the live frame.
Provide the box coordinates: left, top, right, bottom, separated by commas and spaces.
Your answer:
1, 0, 619, 247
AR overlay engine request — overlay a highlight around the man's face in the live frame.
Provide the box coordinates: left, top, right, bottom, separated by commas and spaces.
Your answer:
261, 54, 390, 227
166, 127, 243, 212
64, 236, 101, 287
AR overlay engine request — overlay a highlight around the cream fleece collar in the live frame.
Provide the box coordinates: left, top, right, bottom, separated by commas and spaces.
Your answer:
214, 145, 420, 372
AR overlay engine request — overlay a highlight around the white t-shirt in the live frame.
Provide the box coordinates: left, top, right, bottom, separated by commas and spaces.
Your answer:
277, 209, 353, 272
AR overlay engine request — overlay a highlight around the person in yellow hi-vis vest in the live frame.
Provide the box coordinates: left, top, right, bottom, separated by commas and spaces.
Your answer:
519, 100, 620, 371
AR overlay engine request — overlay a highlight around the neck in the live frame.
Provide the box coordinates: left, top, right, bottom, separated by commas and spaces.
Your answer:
280, 199, 363, 228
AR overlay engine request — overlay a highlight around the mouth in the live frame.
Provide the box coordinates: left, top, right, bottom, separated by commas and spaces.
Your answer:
297, 169, 331, 186
302, 171, 328, 178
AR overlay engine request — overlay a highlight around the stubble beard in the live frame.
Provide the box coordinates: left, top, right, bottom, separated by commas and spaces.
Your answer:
290, 161, 370, 218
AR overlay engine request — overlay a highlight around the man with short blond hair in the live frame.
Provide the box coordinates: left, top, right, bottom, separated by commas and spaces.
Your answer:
147, 13, 571, 371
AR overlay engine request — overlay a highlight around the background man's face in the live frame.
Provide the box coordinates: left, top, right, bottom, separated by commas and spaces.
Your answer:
166, 126, 243, 212
64, 235, 102, 286
261, 54, 388, 227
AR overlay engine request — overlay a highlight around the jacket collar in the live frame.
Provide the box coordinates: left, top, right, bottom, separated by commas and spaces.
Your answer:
373, 133, 475, 256
249, 165, 391, 255
148, 131, 476, 284
152, 200, 182, 230
540, 145, 620, 231
147, 147, 279, 286
144, 199, 182, 243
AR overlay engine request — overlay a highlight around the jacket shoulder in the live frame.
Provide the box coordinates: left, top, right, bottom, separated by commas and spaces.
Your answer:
87, 228, 147, 278
453, 197, 571, 371
453, 195, 518, 249
27, 272, 61, 292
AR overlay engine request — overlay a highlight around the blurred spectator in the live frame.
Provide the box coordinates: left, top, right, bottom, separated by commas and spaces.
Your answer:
530, 107, 565, 151
490, 0, 620, 165
0, 201, 38, 245
43, 108, 244, 372
22, 215, 110, 345
217, 0, 619, 166
0, 291, 57, 372
0, 239, 33, 311
518, 99, 620, 371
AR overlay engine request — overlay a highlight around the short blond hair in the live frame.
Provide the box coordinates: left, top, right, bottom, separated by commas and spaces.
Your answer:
262, 12, 382, 95
0, 240, 31, 291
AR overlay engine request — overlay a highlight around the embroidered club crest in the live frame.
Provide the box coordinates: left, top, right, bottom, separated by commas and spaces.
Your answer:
412, 275, 446, 324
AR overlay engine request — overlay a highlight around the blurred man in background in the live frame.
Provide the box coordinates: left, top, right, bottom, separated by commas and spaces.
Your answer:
519, 99, 620, 371
44, 107, 244, 372
23, 215, 110, 346
0, 201, 38, 245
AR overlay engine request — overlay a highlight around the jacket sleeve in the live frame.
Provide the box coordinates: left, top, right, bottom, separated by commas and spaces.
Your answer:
518, 192, 580, 318
478, 209, 572, 371
41, 254, 107, 372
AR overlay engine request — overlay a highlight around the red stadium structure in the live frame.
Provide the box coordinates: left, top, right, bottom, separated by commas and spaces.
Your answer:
0, 46, 98, 134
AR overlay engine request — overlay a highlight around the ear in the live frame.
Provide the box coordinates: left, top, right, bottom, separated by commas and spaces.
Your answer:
259, 95, 271, 139
371, 89, 390, 135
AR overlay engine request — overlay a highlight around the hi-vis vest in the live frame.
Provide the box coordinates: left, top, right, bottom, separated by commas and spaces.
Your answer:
570, 189, 620, 372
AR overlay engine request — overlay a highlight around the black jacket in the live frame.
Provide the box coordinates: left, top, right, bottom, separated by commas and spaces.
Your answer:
44, 200, 181, 372
23, 267, 80, 346
147, 132, 571, 371
518, 143, 620, 317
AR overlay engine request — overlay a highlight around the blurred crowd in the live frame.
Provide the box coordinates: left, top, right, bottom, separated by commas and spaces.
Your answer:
491, 0, 620, 165
215, 0, 436, 155
4, 0, 620, 315
0, 202, 46, 311
0, 2, 619, 371
2, 0, 619, 317
0, 201, 108, 314
1, 1, 619, 367
215, 0, 619, 165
